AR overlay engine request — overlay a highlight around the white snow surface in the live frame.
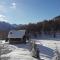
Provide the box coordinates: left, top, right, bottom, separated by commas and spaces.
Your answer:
8, 30, 26, 38
31, 39, 60, 60
0, 41, 37, 60
0, 39, 60, 60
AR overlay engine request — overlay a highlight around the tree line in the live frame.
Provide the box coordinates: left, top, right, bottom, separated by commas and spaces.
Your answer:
16, 16, 60, 38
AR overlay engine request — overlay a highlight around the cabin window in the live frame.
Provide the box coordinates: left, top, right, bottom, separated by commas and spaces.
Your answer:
10, 32, 13, 34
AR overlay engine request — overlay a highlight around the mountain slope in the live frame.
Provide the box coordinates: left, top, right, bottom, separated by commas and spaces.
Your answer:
0, 22, 15, 31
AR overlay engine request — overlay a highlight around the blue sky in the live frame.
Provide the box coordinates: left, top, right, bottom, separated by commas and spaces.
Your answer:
0, 0, 60, 24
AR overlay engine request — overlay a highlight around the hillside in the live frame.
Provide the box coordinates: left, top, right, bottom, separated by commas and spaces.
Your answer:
24, 16, 60, 33
0, 22, 16, 31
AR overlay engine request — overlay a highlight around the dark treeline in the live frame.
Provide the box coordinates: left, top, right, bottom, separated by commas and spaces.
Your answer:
16, 16, 60, 35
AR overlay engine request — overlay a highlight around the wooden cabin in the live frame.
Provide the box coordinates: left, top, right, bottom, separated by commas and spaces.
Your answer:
8, 30, 27, 44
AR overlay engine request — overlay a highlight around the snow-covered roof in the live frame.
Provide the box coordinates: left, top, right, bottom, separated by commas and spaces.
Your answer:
8, 30, 26, 38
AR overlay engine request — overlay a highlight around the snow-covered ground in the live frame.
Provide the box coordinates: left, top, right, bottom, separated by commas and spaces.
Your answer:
0, 38, 60, 60
0, 40, 38, 60
32, 39, 60, 60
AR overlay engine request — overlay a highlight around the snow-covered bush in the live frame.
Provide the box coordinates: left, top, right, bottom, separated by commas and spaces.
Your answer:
0, 43, 12, 60
53, 43, 60, 60
53, 50, 60, 60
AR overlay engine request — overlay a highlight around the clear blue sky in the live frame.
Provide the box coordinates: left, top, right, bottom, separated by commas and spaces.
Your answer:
0, 0, 60, 24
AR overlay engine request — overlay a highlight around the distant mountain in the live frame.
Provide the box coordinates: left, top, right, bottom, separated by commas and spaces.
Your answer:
12, 24, 18, 28
16, 24, 27, 30
0, 21, 15, 31
54, 16, 60, 20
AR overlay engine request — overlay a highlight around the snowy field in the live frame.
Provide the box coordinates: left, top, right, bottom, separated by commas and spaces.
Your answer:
34, 40, 60, 60
0, 40, 37, 60
0, 38, 60, 60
